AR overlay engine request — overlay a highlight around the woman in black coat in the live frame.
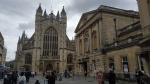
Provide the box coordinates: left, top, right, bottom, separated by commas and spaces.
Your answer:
108, 70, 116, 84
48, 72, 55, 84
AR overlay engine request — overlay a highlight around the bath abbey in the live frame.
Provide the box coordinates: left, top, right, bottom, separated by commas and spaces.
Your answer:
14, 4, 75, 72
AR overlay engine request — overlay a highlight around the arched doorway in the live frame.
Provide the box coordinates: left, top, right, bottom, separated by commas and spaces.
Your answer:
46, 64, 53, 71
67, 54, 73, 71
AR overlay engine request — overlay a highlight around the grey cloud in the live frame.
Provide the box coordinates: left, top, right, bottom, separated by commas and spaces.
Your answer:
65, 0, 138, 18
0, 0, 36, 19
18, 21, 34, 30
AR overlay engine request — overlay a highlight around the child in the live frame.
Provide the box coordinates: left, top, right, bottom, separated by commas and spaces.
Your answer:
35, 80, 40, 84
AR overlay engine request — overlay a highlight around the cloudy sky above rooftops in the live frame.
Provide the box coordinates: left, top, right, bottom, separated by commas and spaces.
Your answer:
0, 0, 138, 61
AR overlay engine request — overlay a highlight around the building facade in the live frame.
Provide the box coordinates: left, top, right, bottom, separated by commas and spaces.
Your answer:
74, 5, 140, 77
0, 32, 7, 66
137, 0, 150, 77
14, 4, 75, 72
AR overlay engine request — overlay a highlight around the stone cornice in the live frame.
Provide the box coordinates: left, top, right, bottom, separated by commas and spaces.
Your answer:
98, 5, 139, 18
104, 40, 139, 52
117, 21, 141, 37
75, 5, 139, 34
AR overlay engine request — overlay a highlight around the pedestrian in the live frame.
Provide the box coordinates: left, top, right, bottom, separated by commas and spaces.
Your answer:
12, 71, 18, 84
18, 72, 26, 84
84, 71, 87, 79
25, 71, 31, 83
44, 72, 49, 84
43, 72, 45, 78
64, 70, 67, 78
31, 71, 35, 78
35, 80, 40, 84
96, 71, 103, 84
108, 69, 116, 84
135, 68, 143, 84
3, 73, 8, 84
47, 72, 55, 84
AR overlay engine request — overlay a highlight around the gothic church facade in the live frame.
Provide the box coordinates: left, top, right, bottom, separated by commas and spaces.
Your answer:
0, 32, 7, 66
14, 4, 75, 72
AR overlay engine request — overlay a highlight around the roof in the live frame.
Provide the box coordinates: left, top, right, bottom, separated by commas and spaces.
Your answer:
66, 35, 75, 51
22, 33, 35, 50
75, 5, 139, 33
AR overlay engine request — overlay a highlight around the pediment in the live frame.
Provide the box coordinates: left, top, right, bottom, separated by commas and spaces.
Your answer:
75, 10, 97, 33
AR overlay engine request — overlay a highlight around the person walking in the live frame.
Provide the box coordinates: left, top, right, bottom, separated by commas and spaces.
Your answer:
35, 80, 40, 84
47, 72, 55, 84
135, 68, 143, 84
25, 71, 31, 83
18, 72, 26, 84
97, 71, 103, 84
108, 69, 116, 84
12, 71, 18, 84
84, 71, 87, 79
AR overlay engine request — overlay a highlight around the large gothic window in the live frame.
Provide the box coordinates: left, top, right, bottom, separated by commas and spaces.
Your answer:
25, 54, 32, 64
43, 27, 58, 57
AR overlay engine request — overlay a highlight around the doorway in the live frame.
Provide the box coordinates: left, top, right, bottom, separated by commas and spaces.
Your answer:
46, 64, 53, 71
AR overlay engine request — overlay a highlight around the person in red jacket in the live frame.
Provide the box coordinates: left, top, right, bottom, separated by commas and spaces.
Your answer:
97, 71, 103, 84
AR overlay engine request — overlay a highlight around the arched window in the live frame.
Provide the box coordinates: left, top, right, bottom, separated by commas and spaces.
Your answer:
79, 39, 82, 55
84, 31, 89, 53
43, 27, 58, 57
67, 54, 73, 64
25, 54, 32, 64
92, 30, 97, 51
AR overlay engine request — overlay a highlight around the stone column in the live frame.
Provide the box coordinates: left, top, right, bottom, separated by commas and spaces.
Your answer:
142, 58, 150, 77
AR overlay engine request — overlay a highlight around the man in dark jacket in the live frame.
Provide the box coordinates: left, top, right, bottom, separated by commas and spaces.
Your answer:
47, 72, 55, 84
25, 71, 31, 83
135, 68, 143, 84
108, 69, 116, 84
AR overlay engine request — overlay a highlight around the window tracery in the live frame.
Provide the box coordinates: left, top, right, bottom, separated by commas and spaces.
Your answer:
43, 27, 58, 57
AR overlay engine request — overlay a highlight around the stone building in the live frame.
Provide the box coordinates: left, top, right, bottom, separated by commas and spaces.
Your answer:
74, 5, 140, 77
137, 0, 150, 77
0, 32, 7, 66
14, 4, 75, 72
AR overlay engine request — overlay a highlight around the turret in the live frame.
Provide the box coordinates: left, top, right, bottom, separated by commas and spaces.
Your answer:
43, 9, 48, 19
61, 6, 67, 24
35, 3, 43, 21
21, 31, 26, 44
0, 32, 4, 46
17, 36, 21, 44
56, 11, 60, 21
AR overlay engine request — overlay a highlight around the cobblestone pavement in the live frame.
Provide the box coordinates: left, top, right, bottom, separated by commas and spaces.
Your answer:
0, 75, 137, 84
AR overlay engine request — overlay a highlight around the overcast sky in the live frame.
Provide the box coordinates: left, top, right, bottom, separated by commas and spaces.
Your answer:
0, 0, 138, 61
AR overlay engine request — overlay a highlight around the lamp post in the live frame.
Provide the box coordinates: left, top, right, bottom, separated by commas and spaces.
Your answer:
113, 18, 118, 42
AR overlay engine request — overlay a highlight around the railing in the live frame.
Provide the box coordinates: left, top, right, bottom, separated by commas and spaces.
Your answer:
117, 21, 141, 37
104, 34, 143, 51
139, 77, 150, 84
